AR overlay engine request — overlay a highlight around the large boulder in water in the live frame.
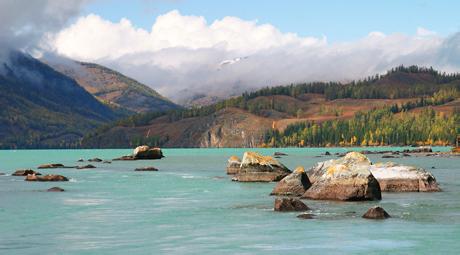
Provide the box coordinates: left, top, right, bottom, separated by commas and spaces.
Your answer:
362, 206, 390, 219
274, 197, 309, 212
303, 152, 381, 201
369, 162, 440, 192
226, 155, 241, 175
25, 174, 69, 182
133, 145, 164, 160
233, 152, 291, 182
271, 166, 312, 196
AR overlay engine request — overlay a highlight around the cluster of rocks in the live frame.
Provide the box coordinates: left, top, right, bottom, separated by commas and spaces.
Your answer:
226, 150, 441, 220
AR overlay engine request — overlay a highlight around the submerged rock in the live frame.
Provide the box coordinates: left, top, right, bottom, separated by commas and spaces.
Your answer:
47, 187, 65, 192
12, 169, 41, 176
103, 160, 112, 164
88, 158, 103, 162
274, 152, 288, 156
25, 174, 69, 182
134, 167, 158, 171
303, 152, 381, 201
133, 145, 164, 159
369, 162, 440, 192
274, 197, 309, 212
233, 152, 291, 182
77, 164, 96, 170
226, 155, 241, 175
77, 158, 84, 162
297, 213, 315, 219
362, 206, 390, 219
38, 163, 65, 169
271, 166, 312, 196
113, 155, 136, 161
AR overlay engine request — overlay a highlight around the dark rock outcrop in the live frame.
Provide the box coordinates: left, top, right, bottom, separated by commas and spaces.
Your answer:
274, 197, 309, 212
12, 169, 41, 176
233, 152, 291, 182
271, 166, 312, 196
25, 174, 69, 182
47, 187, 65, 192
77, 164, 96, 169
303, 152, 382, 201
134, 167, 158, 171
88, 158, 103, 162
362, 206, 390, 219
226, 155, 241, 175
274, 152, 288, 156
369, 162, 441, 192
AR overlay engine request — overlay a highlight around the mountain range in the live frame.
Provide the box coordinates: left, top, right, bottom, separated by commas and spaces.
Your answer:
1, 51, 458, 149
0, 51, 178, 148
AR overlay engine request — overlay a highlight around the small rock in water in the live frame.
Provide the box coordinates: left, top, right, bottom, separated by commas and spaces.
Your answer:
47, 187, 65, 192
362, 206, 391, 219
77, 164, 96, 169
103, 160, 112, 164
274, 152, 288, 156
88, 158, 103, 162
12, 169, 41, 176
134, 167, 158, 171
274, 197, 309, 212
0, 172, 5, 176
77, 158, 84, 162
38, 164, 65, 169
382, 155, 398, 158
25, 174, 69, 182
297, 213, 315, 219
324, 151, 331, 156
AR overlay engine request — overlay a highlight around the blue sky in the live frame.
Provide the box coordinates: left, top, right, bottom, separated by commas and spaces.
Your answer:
84, 0, 460, 42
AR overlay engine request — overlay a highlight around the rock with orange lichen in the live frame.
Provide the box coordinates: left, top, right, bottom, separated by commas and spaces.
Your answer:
303, 152, 381, 201
271, 166, 312, 196
226, 155, 241, 175
233, 151, 291, 182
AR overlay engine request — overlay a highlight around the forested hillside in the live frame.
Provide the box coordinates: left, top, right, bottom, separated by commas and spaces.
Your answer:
0, 51, 119, 148
83, 66, 460, 148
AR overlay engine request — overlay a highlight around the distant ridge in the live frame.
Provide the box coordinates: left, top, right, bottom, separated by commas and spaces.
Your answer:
48, 60, 180, 113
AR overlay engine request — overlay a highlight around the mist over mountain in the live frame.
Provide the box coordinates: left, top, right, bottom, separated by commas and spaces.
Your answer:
0, 51, 118, 148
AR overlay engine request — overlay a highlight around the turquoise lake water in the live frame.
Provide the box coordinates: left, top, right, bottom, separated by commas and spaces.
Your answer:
1, 147, 459, 254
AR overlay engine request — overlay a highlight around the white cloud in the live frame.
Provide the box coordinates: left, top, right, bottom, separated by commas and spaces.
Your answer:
48, 10, 459, 102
